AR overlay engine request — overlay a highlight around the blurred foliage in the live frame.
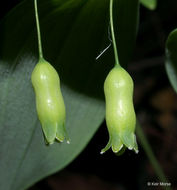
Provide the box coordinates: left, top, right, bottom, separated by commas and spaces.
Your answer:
165, 29, 177, 94
140, 0, 157, 10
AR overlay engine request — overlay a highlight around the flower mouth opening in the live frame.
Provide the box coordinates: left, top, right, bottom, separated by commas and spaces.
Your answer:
100, 133, 138, 155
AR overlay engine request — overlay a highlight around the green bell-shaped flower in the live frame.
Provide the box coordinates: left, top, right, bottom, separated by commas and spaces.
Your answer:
31, 58, 69, 145
101, 66, 138, 154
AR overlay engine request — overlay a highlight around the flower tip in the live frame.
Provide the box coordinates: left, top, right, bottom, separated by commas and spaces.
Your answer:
128, 146, 133, 150
46, 141, 54, 146
101, 140, 112, 154
112, 144, 123, 153
44, 137, 55, 146
134, 149, 139, 154
66, 140, 70, 144
112, 149, 118, 153
112, 147, 118, 153
55, 137, 64, 143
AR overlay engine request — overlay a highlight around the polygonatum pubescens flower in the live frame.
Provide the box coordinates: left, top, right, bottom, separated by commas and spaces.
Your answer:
101, 65, 138, 154
31, 58, 69, 145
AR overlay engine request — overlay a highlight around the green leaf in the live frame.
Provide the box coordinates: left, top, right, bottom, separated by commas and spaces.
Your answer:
165, 28, 177, 94
140, 0, 157, 10
0, 0, 139, 189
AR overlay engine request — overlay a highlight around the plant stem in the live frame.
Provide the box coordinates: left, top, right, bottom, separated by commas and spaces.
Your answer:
34, 0, 43, 60
136, 122, 172, 190
110, 0, 120, 67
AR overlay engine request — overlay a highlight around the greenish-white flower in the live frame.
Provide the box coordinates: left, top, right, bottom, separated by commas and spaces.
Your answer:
31, 58, 69, 145
101, 66, 138, 154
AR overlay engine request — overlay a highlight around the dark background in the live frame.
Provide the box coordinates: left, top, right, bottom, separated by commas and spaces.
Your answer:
1, 1, 177, 190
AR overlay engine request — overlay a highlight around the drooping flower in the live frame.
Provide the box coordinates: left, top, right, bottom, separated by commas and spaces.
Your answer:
31, 58, 69, 144
101, 66, 138, 154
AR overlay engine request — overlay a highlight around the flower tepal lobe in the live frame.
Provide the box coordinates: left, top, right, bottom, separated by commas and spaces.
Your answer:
31, 59, 68, 144
102, 66, 138, 154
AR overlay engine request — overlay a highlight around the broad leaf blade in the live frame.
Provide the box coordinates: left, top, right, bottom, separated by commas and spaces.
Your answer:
165, 28, 177, 94
0, 0, 139, 189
